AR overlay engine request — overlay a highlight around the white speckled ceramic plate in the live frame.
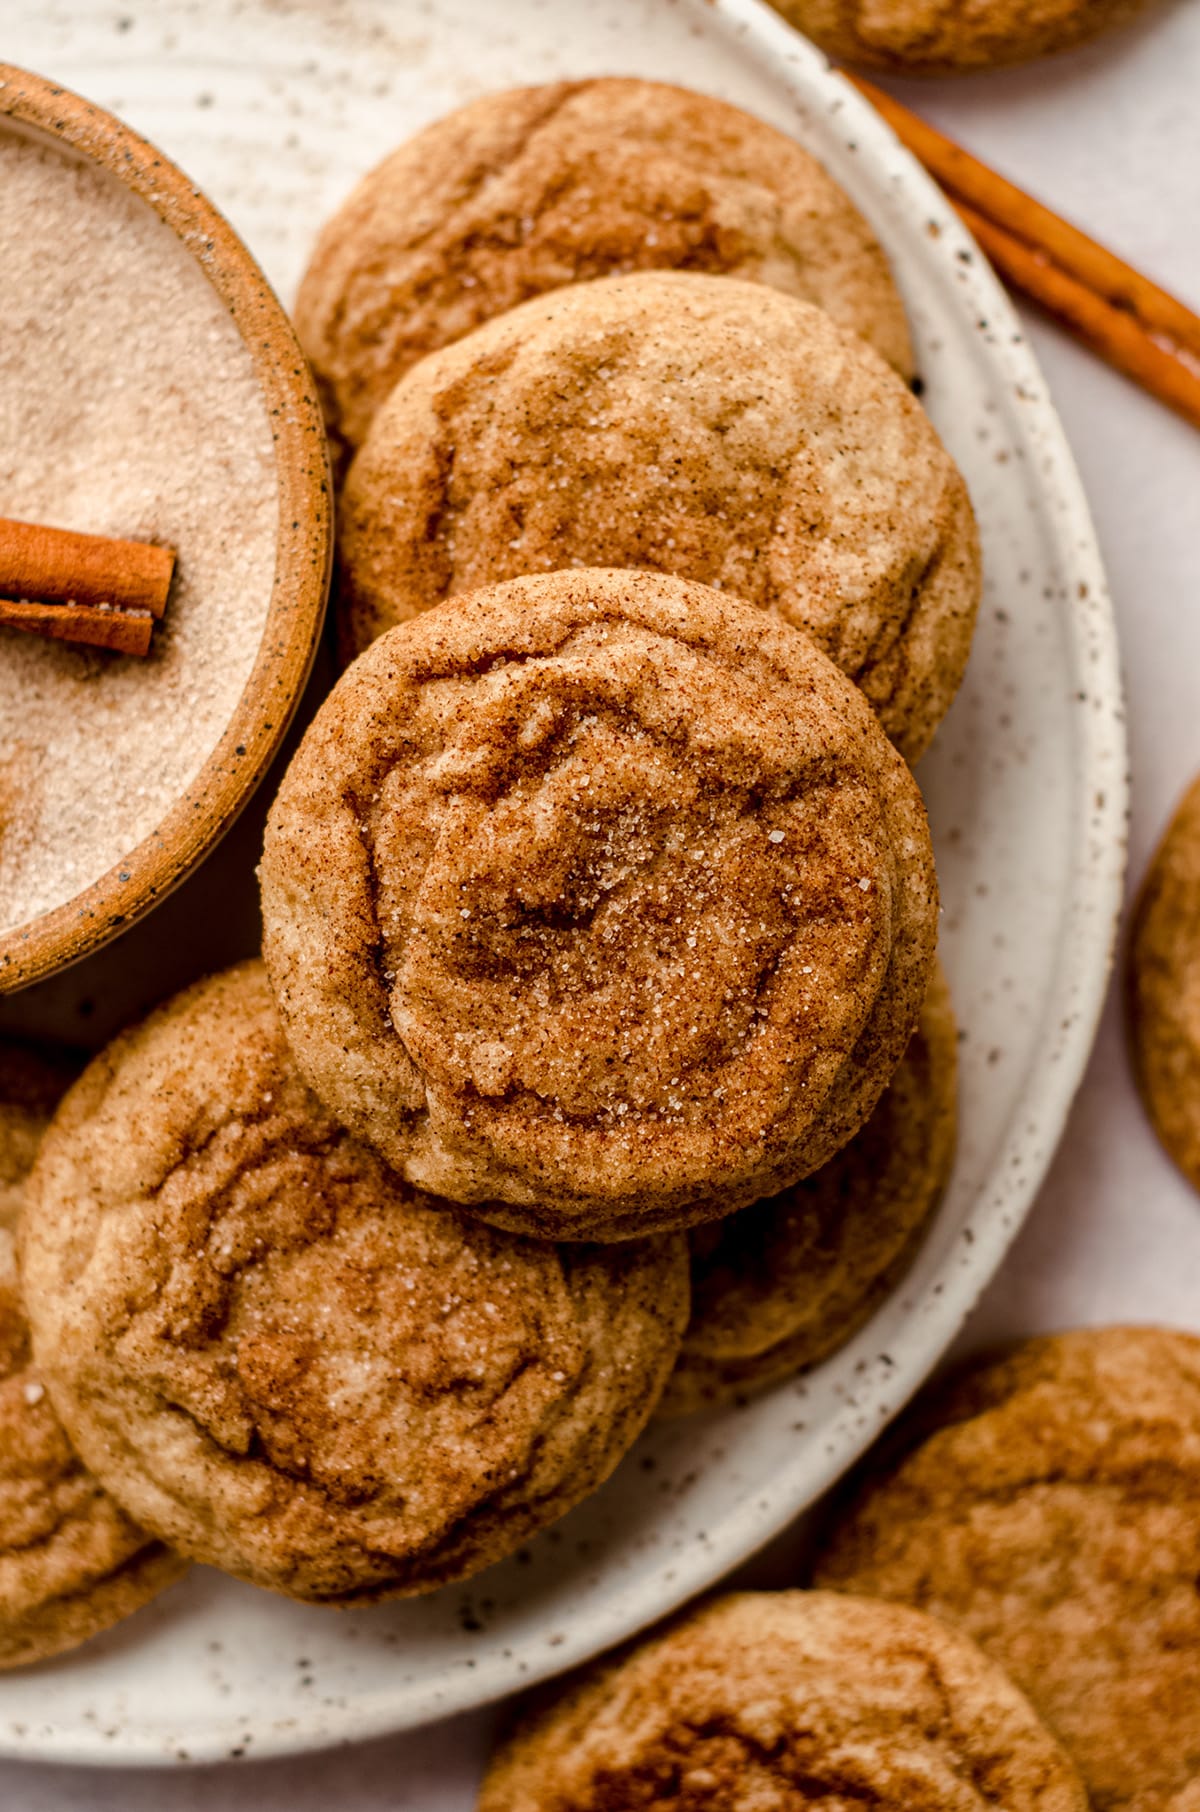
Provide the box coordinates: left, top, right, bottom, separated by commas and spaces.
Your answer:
1, 0, 1126, 1766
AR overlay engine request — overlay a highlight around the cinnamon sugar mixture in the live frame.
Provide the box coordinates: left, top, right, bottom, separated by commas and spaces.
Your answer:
0, 125, 278, 935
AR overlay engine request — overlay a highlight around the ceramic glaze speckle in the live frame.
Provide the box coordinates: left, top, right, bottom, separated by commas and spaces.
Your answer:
0, 0, 1125, 1768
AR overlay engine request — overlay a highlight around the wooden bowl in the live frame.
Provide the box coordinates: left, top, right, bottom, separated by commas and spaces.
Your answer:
0, 65, 332, 992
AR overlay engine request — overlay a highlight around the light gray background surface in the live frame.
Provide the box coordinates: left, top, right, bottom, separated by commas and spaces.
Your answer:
3, 0, 1199, 1801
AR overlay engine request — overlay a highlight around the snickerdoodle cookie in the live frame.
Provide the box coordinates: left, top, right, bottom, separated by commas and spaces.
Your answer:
660, 960, 955, 1416
0, 1044, 184, 1669
261, 570, 938, 1242
478, 1590, 1088, 1811
337, 271, 979, 761
295, 78, 913, 465
1127, 774, 1200, 1194
20, 964, 689, 1603
815, 1326, 1200, 1812
769, 0, 1152, 72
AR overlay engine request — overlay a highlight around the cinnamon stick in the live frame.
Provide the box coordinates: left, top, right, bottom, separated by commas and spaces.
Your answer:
847, 74, 1200, 429
0, 516, 174, 618
849, 77, 1200, 357
0, 596, 154, 656
952, 200, 1200, 432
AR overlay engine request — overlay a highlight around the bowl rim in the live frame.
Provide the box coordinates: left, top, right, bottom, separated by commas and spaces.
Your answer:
0, 62, 332, 992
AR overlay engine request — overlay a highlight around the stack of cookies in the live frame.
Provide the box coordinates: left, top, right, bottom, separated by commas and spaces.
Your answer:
278, 75, 976, 1403
5, 76, 1199, 1802
8, 83, 976, 1656
4, 65, 1196, 1810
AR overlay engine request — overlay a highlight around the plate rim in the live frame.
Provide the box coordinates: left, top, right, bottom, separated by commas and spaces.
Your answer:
0, 0, 1128, 1764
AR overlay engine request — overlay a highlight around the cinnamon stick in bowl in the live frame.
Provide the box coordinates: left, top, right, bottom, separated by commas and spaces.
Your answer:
0, 515, 174, 654
0, 515, 174, 614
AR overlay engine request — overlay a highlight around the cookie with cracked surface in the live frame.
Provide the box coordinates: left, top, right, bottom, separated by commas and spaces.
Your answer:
814, 1326, 1200, 1812
477, 1589, 1088, 1811
660, 959, 956, 1416
261, 570, 938, 1242
295, 77, 913, 466
19, 963, 689, 1603
0, 1042, 184, 1669
1127, 773, 1200, 1195
768, 0, 1152, 72
336, 270, 979, 762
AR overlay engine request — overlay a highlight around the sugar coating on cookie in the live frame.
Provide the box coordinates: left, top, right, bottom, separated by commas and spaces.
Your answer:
815, 1326, 1200, 1812
337, 271, 978, 761
768, 0, 1152, 73
1127, 773, 1200, 1195
0, 1045, 183, 1670
261, 571, 938, 1242
660, 959, 956, 1416
479, 1590, 1088, 1811
19, 965, 689, 1603
295, 77, 913, 463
